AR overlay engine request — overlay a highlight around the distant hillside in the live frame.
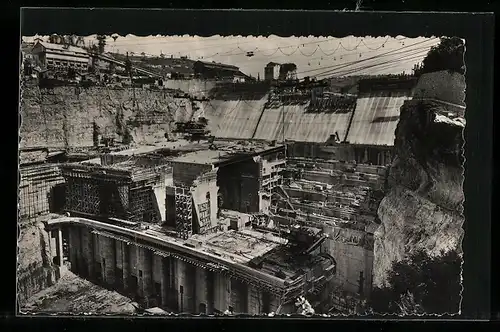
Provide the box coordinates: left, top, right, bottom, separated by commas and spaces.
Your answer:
326, 73, 415, 95
327, 76, 366, 94
112, 53, 196, 77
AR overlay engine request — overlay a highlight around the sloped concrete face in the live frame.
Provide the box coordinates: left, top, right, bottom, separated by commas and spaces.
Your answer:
202, 97, 269, 140
254, 105, 353, 143
346, 91, 411, 146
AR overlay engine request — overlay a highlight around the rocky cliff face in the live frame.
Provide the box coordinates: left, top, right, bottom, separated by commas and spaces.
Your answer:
17, 221, 60, 306
20, 85, 193, 149
373, 97, 465, 287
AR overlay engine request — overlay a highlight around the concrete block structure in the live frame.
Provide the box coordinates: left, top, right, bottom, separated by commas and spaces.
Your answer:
48, 140, 336, 314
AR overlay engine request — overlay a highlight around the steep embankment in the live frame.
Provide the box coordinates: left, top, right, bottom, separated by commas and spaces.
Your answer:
373, 95, 465, 287
17, 221, 60, 306
20, 85, 191, 149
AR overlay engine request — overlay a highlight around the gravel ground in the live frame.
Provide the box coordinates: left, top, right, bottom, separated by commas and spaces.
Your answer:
20, 269, 137, 315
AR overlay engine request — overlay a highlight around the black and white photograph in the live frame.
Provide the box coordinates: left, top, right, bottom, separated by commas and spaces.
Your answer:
18, 12, 467, 317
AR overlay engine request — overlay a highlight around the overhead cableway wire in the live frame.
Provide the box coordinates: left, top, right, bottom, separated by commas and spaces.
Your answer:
314, 49, 428, 78
258, 37, 402, 64
212, 36, 394, 58
360, 37, 391, 51
339, 55, 428, 76
316, 52, 428, 78
296, 37, 438, 76
117, 36, 339, 59
110, 36, 260, 47
317, 47, 429, 76
296, 38, 438, 76
245, 38, 408, 72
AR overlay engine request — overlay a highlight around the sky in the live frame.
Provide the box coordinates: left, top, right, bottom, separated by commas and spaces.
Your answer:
23, 34, 440, 79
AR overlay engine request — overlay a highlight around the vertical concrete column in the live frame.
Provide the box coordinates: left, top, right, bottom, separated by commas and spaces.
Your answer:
103, 237, 116, 286
76, 227, 83, 275
160, 256, 168, 309
80, 229, 89, 278
142, 247, 153, 305
216, 273, 230, 312
187, 264, 196, 313
68, 227, 78, 273
85, 228, 95, 279
240, 281, 249, 313
176, 258, 186, 312
247, 284, 260, 315
122, 242, 130, 292
206, 270, 214, 314
57, 227, 64, 267
270, 294, 279, 313
195, 266, 207, 312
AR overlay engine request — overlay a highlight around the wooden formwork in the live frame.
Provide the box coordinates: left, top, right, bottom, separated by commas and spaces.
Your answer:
19, 164, 65, 220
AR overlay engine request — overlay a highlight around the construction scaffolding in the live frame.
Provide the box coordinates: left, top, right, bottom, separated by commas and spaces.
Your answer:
61, 161, 166, 224
19, 164, 65, 219
65, 177, 101, 216
129, 185, 160, 223
175, 187, 193, 240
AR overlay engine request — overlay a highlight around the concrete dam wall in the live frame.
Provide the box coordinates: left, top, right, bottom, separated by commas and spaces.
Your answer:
201, 97, 269, 140
21, 82, 416, 149
346, 91, 411, 146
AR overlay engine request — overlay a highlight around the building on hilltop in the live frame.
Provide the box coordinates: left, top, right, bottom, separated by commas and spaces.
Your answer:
31, 41, 90, 72
264, 62, 298, 82
265, 62, 281, 81
279, 63, 298, 81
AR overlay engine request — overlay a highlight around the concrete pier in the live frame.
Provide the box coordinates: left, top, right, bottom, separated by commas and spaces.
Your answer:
60, 223, 305, 315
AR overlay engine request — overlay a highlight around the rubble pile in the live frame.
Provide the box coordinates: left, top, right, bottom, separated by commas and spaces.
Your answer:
21, 271, 137, 314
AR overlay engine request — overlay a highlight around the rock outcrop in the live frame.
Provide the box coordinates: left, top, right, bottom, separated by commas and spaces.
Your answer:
20, 85, 193, 149
17, 221, 60, 306
373, 73, 465, 287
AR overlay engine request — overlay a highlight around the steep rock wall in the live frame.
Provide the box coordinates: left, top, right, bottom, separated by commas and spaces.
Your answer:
412, 71, 466, 106
17, 222, 60, 306
20, 85, 188, 149
373, 98, 465, 287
